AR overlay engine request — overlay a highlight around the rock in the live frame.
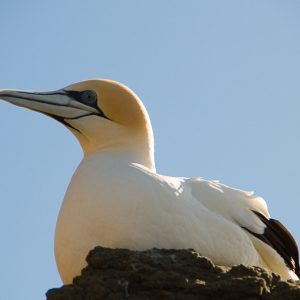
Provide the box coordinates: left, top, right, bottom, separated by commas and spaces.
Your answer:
46, 247, 300, 300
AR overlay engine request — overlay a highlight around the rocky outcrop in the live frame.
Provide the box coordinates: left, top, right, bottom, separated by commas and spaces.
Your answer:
46, 247, 300, 300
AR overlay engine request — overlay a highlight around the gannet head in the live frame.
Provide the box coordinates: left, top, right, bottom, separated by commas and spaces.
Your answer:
0, 79, 155, 170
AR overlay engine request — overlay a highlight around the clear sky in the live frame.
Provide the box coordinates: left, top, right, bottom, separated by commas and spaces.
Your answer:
0, 1, 300, 299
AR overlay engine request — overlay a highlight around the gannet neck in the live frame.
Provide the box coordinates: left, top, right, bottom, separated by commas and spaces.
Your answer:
79, 130, 156, 172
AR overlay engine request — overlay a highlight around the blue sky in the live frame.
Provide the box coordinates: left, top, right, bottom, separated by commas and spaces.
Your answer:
0, 1, 300, 299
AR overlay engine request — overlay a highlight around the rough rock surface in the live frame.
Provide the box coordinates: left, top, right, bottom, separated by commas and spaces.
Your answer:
46, 247, 300, 300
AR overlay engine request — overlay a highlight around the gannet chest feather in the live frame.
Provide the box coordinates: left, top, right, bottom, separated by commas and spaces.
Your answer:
0, 79, 299, 283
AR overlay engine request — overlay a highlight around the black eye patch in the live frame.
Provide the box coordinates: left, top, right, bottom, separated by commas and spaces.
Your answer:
80, 90, 98, 106
66, 90, 98, 109
66, 89, 111, 121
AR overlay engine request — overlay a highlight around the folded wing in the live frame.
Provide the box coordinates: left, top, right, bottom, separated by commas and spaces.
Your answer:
188, 177, 299, 278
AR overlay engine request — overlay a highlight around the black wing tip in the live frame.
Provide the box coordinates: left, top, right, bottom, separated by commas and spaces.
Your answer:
248, 210, 300, 277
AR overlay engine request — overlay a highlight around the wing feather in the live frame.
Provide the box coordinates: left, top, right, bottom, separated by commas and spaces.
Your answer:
244, 211, 300, 276
188, 177, 299, 277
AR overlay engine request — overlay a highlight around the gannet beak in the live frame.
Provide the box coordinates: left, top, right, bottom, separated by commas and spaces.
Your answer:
0, 89, 101, 121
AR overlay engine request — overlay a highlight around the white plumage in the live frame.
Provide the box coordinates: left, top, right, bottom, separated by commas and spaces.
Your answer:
0, 79, 298, 283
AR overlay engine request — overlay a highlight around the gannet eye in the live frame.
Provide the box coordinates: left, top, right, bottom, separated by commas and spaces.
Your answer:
80, 90, 97, 106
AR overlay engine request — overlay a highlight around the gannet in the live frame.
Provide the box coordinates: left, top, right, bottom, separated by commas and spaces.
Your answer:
0, 79, 299, 283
